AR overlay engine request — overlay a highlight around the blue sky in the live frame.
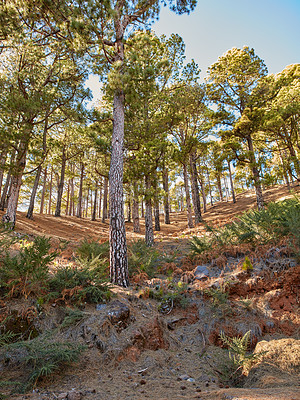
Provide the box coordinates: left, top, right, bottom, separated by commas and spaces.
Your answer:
87, 0, 300, 101
153, 0, 300, 79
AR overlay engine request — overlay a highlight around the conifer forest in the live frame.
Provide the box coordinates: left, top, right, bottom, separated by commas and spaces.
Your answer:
0, 2, 299, 400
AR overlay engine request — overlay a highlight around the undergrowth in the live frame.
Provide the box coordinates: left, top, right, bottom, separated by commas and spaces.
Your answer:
190, 198, 300, 258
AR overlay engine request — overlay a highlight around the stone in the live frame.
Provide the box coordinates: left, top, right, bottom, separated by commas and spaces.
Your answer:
106, 300, 130, 325
194, 265, 210, 281
179, 374, 190, 381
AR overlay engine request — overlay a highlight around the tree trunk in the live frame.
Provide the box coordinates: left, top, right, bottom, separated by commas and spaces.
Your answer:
0, 173, 11, 211
145, 175, 154, 246
183, 163, 194, 228
26, 165, 42, 219
206, 166, 213, 206
85, 188, 89, 218
189, 153, 202, 224
102, 176, 108, 223
2, 140, 28, 228
216, 174, 223, 201
40, 168, 47, 214
65, 180, 70, 215
141, 201, 144, 218
132, 182, 140, 233
98, 180, 102, 219
109, 89, 129, 287
48, 167, 53, 214
126, 194, 131, 222
246, 135, 264, 210
162, 168, 170, 224
55, 147, 67, 217
0, 149, 7, 198
91, 186, 97, 221
76, 163, 84, 218
227, 160, 236, 203
198, 172, 207, 213
154, 197, 160, 231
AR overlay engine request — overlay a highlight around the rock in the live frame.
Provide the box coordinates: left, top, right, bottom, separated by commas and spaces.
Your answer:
67, 391, 82, 400
179, 374, 190, 381
187, 378, 195, 382
194, 265, 210, 281
106, 300, 130, 325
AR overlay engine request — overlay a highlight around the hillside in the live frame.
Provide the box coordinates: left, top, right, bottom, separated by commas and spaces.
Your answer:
0, 184, 299, 400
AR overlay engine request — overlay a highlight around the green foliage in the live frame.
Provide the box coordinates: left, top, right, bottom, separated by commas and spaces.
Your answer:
3, 334, 85, 392
60, 308, 84, 329
128, 240, 160, 278
75, 238, 109, 261
242, 256, 253, 271
0, 236, 57, 298
49, 263, 111, 304
190, 198, 300, 255
220, 330, 266, 382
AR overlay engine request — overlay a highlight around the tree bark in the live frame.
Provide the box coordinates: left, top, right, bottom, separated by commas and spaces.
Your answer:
246, 135, 264, 210
189, 153, 202, 224
76, 162, 84, 218
162, 168, 170, 224
102, 176, 108, 223
0, 149, 7, 198
183, 163, 194, 228
206, 166, 213, 206
227, 160, 236, 203
91, 186, 97, 221
26, 165, 42, 219
0, 173, 11, 211
55, 146, 67, 217
154, 197, 160, 231
132, 181, 140, 233
48, 167, 53, 214
2, 140, 28, 228
109, 89, 129, 287
145, 175, 154, 246
40, 168, 47, 214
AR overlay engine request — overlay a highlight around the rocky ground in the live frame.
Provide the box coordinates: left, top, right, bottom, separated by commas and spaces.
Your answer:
0, 184, 299, 400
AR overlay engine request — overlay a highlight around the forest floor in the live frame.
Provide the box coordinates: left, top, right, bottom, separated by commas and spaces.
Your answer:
0, 183, 300, 400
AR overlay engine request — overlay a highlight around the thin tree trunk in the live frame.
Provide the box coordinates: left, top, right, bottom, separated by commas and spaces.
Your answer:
55, 146, 67, 217
48, 167, 53, 214
40, 168, 47, 214
183, 163, 194, 228
246, 135, 264, 210
145, 175, 154, 246
0, 149, 7, 198
26, 165, 42, 219
141, 201, 144, 218
102, 176, 108, 223
198, 172, 207, 213
189, 153, 202, 224
216, 174, 223, 201
109, 89, 129, 287
76, 162, 84, 218
162, 168, 170, 224
98, 181, 103, 219
132, 181, 140, 233
85, 188, 89, 218
126, 192, 131, 222
154, 197, 160, 231
206, 166, 213, 206
65, 180, 70, 215
92, 186, 97, 221
0, 173, 11, 211
2, 140, 28, 228
227, 160, 236, 203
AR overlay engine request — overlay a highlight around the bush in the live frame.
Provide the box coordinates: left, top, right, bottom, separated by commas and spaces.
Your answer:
128, 239, 160, 278
2, 334, 85, 393
0, 236, 56, 298
190, 198, 300, 255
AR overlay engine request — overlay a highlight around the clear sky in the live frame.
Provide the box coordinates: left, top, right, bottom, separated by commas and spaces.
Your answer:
87, 0, 300, 101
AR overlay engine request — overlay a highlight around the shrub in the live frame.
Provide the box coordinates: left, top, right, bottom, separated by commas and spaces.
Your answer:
128, 239, 160, 278
2, 334, 85, 393
0, 236, 57, 298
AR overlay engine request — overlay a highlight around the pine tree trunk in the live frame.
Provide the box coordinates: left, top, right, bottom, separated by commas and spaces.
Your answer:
154, 197, 160, 231
40, 168, 47, 214
48, 167, 53, 214
26, 165, 42, 219
65, 180, 70, 215
55, 147, 66, 217
69, 177, 75, 216
227, 160, 236, 203
0, 149, 7, 198
132, 182, 140, 233
109, 89, 129, 287
198, 172, 207, 213
91, 186, 97, 221
98, 181, 102, 219
102, 176, 108, 223
145, 175, 154, 246
246, 135, 264, 210
126, 195, 131, 222
2, 140, 28, 228
183, 163, 194, 228
141, 201, 144, 218
206, 167, 213, 206
85, 188, 89, 218
0, 173, 11, 211
189, 153, 202, 224
76, 163, 84, 218
162, 168, 170, 224
216, 174, 223, 201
